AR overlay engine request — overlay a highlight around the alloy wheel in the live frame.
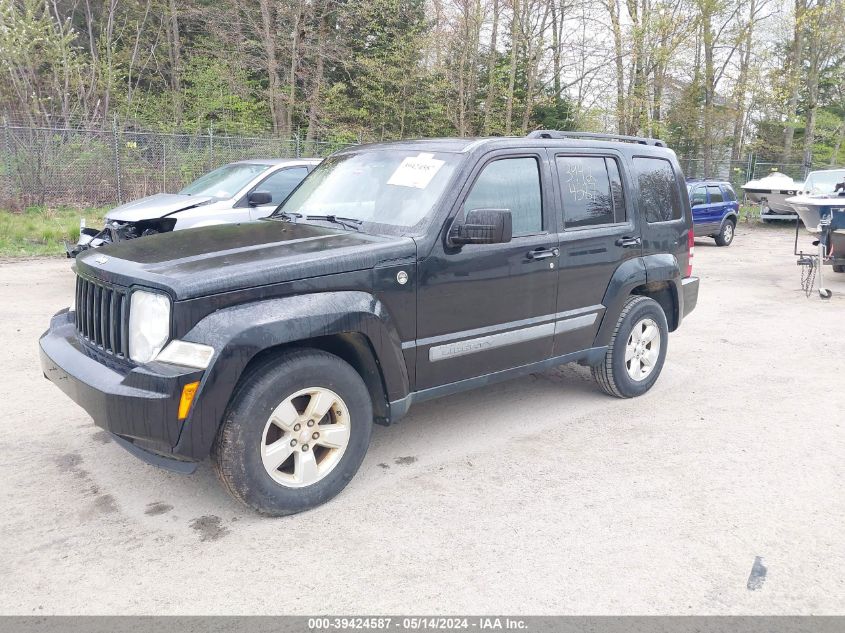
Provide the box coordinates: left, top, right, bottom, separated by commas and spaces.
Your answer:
625, 318, 661, 381
260, 387, 351, 488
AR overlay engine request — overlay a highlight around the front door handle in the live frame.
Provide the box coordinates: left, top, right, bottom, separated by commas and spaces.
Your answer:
527, 247, 560, 260
615, 236, 642, 248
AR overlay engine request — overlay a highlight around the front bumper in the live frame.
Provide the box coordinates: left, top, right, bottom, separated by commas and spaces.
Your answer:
682, 276, 699, 318
39, 310, 204, 470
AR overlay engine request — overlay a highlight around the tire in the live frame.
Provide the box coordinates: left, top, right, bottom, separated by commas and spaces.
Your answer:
591, 295, 669, 398
714, 218, 735, 246
833, 265, 845, 273
212, 348, 373, 516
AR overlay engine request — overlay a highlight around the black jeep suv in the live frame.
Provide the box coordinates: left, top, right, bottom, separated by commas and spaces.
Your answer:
40, 131, 699, 515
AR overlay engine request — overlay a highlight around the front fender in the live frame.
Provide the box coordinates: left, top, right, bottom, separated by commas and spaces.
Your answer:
173, 291, 409, 459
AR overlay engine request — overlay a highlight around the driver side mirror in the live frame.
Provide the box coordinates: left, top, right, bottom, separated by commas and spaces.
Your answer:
449, 208, 513, 246
248, 191, 273, 206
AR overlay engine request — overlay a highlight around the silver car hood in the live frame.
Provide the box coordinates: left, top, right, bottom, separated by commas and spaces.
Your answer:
105, 193, 216, 222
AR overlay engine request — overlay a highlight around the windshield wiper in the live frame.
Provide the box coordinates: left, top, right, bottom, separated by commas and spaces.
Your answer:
305, 214, 363, 231
269, 211, 303, 222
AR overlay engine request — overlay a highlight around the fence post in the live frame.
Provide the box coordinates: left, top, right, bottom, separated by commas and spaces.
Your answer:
112, 115, 122, 204
295, 131, 301, 158
162, 136, 167, 192
2, 114, 13, 201
208, 124, 214, 169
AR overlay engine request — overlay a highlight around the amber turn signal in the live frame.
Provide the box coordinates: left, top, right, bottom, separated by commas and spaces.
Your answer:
178, 381, 200, 420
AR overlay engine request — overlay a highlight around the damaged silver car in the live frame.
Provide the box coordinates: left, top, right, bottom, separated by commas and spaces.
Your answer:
68, 158, 320, 256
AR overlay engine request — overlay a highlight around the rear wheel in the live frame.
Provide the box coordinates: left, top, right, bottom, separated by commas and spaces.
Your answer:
212, 349, 373, 516
592, 296, 669, 398
714, 219, 735, 246
833, 264, 845, 273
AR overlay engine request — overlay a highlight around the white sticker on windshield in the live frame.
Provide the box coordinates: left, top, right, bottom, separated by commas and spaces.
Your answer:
387, 153, 445, 189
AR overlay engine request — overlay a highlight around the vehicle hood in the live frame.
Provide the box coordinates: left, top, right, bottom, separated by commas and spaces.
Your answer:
105, 193, 217, 222
75, 220, 416, 299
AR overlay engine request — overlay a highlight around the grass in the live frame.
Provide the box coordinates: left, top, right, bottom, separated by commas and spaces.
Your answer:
0, 201, 789, 258
0, 206, 107, 257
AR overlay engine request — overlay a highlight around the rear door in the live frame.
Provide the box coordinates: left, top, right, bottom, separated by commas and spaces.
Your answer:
690, 185, 708, 234
705, 184, 726, 227
550, 150, 640, 355
721, 184, 740, 214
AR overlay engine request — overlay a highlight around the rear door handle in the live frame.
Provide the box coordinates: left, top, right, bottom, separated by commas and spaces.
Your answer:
527, 247, 560, 260
615, 236, 641, 248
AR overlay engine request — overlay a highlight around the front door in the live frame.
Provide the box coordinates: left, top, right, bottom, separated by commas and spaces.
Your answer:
414, 151, 559, 390
550, 151, 641, 355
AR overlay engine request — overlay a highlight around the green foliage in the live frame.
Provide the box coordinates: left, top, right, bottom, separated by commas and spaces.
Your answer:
0, 207, 107, 257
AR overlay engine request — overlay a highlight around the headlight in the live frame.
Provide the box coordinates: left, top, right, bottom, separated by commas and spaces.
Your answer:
128, 290, 171, 363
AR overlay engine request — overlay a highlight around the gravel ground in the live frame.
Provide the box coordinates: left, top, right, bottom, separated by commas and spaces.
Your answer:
0, 224, 843, 615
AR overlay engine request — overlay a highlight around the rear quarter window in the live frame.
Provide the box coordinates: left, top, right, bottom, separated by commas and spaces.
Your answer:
633, 157, 682, 223
723, 185, 737, 201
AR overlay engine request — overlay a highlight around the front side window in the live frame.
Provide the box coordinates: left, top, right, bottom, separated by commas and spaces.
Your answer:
707, 185, 723, 203
690, 187, 707, 207
557, 156, 626, 228
179, 163, 269, 199
463, 157, 542, 235
276, 150, 461, 230
633, 157, 682, 223
255, 167, 309, 205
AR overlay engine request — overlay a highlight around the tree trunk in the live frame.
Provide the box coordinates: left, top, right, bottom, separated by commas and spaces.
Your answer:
783, 0, 806, 164
504, 0, 520, 135
701, 3, 715, 176
287, 2, 305, 138
167, 0, 182, 125
305, 0, 329, 144
606, 0, 625, 134
830, 122, 845, 166
730, 0, 756, 161
801, 0, 827, 170
258, 0, 284, 135
482, 0, 500, 135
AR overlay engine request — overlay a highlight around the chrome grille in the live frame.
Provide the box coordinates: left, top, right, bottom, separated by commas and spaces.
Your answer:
75, 275, 129, 357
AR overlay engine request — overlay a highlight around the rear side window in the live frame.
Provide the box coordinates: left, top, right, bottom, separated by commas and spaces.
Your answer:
707, 185, 723, 203
633, 157, 682, 223
557, 156, 626, 228
464, 157, 542, 235
723, 185, 737, 201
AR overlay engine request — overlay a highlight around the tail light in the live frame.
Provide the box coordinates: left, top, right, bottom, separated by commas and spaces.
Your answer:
686, 230, 694, 277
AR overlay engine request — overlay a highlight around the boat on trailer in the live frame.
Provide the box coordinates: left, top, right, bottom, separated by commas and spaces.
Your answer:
741, 172, 803, 218
785, 168, 845, 231
788, 185, 845, 298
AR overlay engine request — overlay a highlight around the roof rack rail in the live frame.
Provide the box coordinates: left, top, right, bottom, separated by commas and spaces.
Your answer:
526, 130, 666, 148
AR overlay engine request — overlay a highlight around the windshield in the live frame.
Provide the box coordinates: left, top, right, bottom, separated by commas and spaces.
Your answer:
274, 149, 461, 230
179, 163, 269, 198
804, 170, 845, 195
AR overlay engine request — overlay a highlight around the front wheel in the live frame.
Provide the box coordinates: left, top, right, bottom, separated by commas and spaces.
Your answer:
212, 349, 373, 516
592, 296, 669, 398
714, 219, 735, 246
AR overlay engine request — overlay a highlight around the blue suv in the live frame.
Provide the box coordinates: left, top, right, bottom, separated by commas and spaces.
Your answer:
687, 179, 740, 246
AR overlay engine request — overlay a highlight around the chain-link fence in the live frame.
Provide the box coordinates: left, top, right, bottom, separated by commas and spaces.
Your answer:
677, 156, 813, 191
0, 119, 354, 208
0, 118, 825, 209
